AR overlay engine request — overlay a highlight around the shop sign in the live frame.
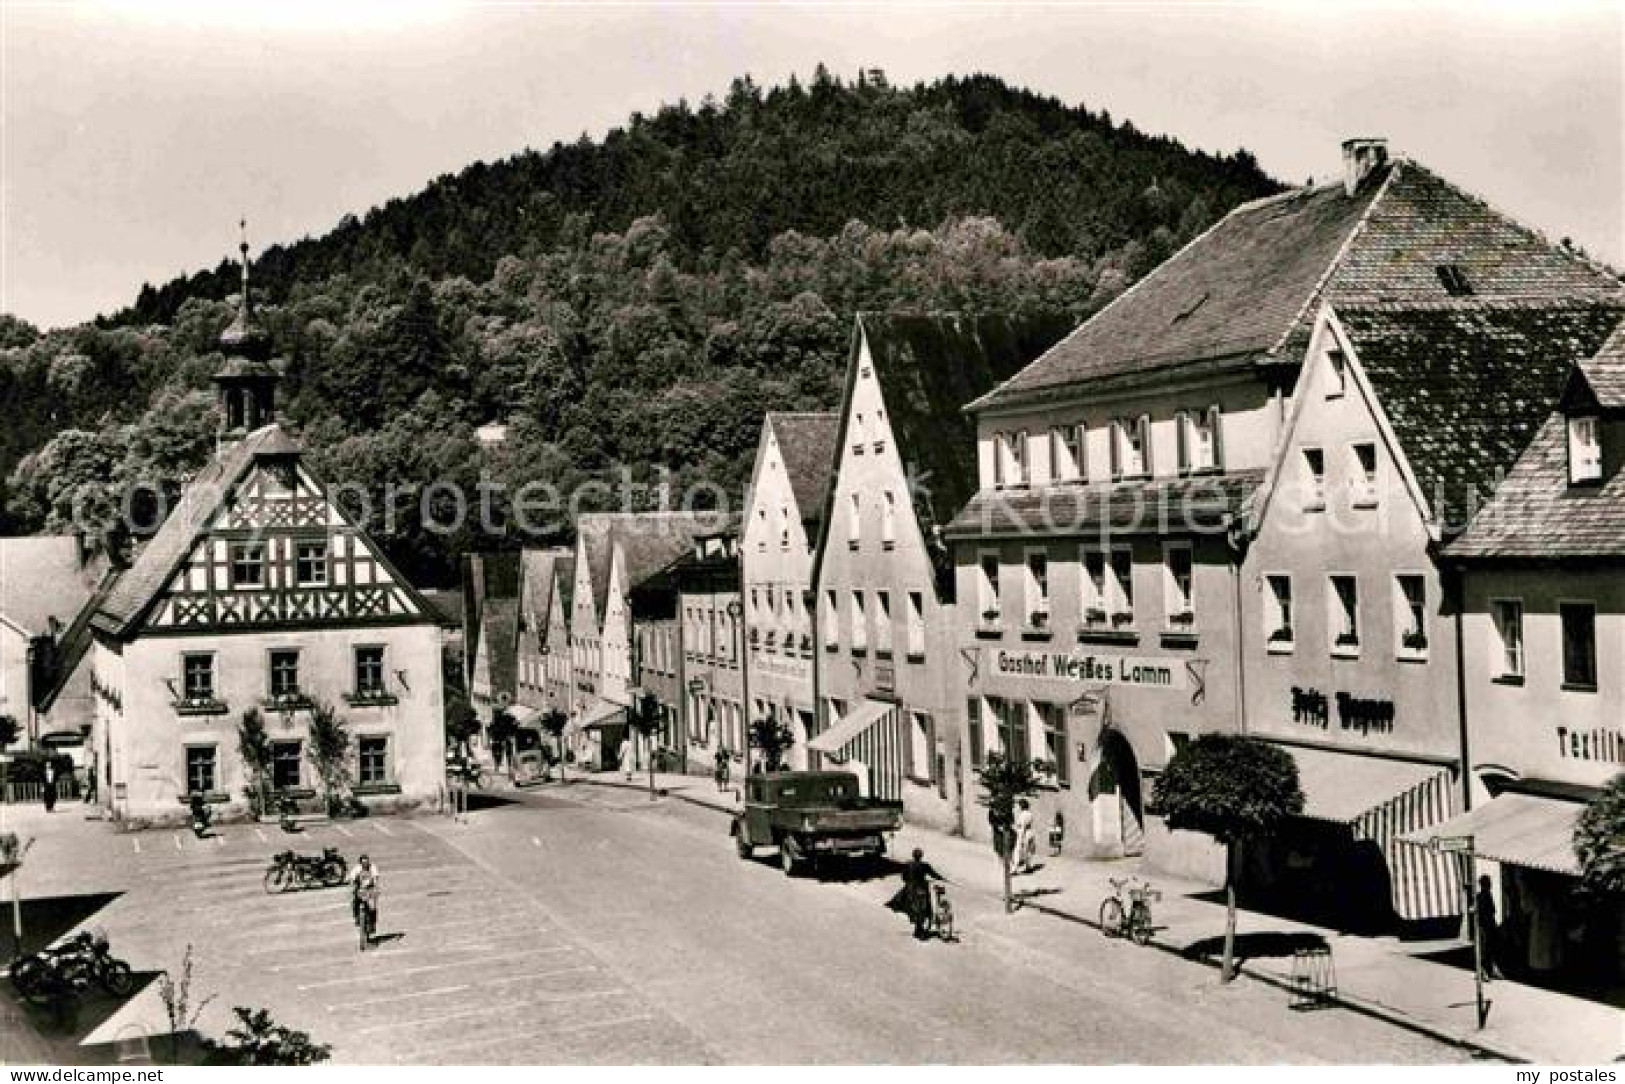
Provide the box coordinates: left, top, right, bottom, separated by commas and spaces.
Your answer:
1291, 687, 1395, 734
1556, 726, 1625, 764
755, 656, 809, 681
993, 649, 1184, 691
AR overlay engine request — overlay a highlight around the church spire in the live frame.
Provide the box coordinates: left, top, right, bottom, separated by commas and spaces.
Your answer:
214, 222, 278, 450
218, 218, 272, 361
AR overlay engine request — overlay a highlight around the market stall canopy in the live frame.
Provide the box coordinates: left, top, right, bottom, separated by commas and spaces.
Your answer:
1401, 792, 1584, 877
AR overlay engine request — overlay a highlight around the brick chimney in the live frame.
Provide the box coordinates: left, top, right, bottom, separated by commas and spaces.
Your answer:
1341, 138, 1389, 196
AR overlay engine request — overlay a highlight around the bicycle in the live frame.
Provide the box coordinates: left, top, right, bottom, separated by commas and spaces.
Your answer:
354, 887, 378, 951
1099, 876, 1159, 945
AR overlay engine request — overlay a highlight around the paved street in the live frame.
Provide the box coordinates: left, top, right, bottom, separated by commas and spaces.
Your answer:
2, 790, 1478, 1065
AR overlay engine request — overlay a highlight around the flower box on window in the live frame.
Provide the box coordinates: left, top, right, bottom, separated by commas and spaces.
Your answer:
982, 608, 1001, 623
172, 697, 229, 717
1334, 632, 1360, 649
344, 690, 400, 708
1111, 611, 1135, 627
1085, 607, 1108, 625
1401, 629, 1429, 652
262, 693, 313, 713
1268, 627, 1294, 647
1028, 609, 1050, 628
1168, 610, 1195, 627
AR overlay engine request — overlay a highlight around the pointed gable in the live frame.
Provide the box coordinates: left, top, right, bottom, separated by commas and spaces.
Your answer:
766, 412, 839, 529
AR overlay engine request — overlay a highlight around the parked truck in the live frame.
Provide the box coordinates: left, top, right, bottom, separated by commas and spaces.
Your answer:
730, 770, 903, 875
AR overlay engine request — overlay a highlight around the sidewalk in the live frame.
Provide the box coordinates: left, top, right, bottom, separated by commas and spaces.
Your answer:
559, 770, 1623, 1064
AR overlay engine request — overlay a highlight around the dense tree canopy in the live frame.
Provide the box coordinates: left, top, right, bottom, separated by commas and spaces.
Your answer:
1, 71, 1278, 584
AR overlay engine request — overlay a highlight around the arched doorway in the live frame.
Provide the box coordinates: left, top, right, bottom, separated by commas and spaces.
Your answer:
1091, 730, 1145, 857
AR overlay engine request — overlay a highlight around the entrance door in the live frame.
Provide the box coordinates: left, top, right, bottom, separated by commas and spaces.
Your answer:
1092, 730, 1144, 857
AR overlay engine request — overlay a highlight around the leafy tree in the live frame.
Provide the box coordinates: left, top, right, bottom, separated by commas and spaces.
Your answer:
0, 714, 19, 749
1574, 772, 1625, 896
1152, 734, 1304, 981
204, 1007, 331, 1065
487, 709, 518, 769
305, 702, 352, 816
236, 708, 272, 815
445, 696, 480, 757
975, 751, 1041, 913
748, 715, 795, 773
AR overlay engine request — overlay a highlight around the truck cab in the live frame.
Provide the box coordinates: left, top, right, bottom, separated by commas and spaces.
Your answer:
731, 770, 904, 875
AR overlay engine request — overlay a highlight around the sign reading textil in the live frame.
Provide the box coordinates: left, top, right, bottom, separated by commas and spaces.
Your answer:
993, 649, 1185, 690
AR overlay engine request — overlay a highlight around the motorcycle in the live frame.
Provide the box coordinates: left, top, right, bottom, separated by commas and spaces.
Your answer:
276, 792, 299, 833
10, 931, 136, 1006
263, 847, 348, 893
189, 794, 212, 838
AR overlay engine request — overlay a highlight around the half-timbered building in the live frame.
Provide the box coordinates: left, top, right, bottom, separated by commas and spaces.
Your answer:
88, 247, 445, 824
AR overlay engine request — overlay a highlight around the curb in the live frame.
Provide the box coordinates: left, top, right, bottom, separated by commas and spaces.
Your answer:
562, 774, 1529, 1063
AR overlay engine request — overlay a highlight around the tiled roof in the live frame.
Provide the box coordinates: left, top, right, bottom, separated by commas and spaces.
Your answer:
1572, 324, 1625, 409
418, 589, 464, 630
0, 536, 95, 637
975, 160, 1625, 410
576, 512, 731, 618
478, 597, 519, 700
519, 548, 572, 649
858, 311, 1070, 533
37, 568, 120, 713
1338, 301, 1625, 535
944, 470, 1264, 540
766, 413, 839, 527
94, 425, 293, 636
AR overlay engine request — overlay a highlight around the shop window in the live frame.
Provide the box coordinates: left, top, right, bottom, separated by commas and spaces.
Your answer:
358, 736, 392, 787
1394, 576, 1428, 658
185, 745, 217, 795
295, 541, 329, 586
1329, 575, 1360, 656
1491, 599, 1524, 680
1265, 575, 1294, 651
230, 542, 265, 587
1561, 602, 1597, 689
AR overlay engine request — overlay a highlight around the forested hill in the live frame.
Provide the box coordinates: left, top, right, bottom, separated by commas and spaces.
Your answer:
1, 69, 1280, 586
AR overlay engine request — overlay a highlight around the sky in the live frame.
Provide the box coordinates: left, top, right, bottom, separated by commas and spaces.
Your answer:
2, 0, 1621, 330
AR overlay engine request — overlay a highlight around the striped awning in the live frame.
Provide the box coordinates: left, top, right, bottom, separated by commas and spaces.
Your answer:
1401, 792, 1584, 877
807, 699, 904, 801
568, 698, 625, 735
1282, 745, 1461, 921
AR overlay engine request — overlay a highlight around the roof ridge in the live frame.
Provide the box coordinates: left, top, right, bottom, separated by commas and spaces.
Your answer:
1266, 160, 1403, 357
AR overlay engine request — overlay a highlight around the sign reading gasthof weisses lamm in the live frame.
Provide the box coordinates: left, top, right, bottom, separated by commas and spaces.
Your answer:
994, 650, 1186, 690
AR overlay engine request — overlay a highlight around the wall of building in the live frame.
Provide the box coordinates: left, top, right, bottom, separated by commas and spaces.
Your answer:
1460, 564, 1625, 790
0, 623, 27, 747
95, 623, 444, 825
816, 335, 961, 833
680, 587, 745, 774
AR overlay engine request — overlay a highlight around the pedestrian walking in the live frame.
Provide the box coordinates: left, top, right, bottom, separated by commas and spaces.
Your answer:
618, 736, 632, 781
83, 753, 98, 804
714, 747, 730, 791
1011, 797, 1036, 874
1476, 875, 1503, 980
41, 759, 58, 812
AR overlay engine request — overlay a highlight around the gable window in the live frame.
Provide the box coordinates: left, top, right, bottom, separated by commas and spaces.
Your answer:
1265, 575, 1294, 651
230, 542, 265, 587
853, 413, 866, 454
1164, 544, 1194, 627
295, 541, 329, 586
358, 735, 392, 787
185, 745, 217, 796
1178, 409, 1220, 474
1008, 430, 1028, 486
875, 590, 893, 657
183, 653, 215, 701
1329, 575, 1360, 656
823, 590, 838, 651
1051, 425, 1084, 482
1561, 602, 1597, 690
906, 591, 926, 659
354, 646, 386, 696
1491, 599, 1524, 680
1327, 349, 1347, 398
873, 409, 886, 452
1111, 418, 1148, 479
1351, 443, 1379, 508
780, 506, 791, 551
269, 649, 301, 699
1395, 575, 1428, 658
1568, 416, 1602, 484
850, 591, 867, 654
271, 740, 303, 791
1302, 448, 1327, 511
979, 553, 1002, 622
882, 491, 897, 550
848, 493, 861, 550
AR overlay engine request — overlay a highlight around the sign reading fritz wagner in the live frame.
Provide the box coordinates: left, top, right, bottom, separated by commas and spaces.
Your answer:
994, 649, 1186, 691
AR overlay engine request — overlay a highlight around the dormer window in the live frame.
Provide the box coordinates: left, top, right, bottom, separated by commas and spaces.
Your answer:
1327, 349, 1347, 399
1178, 408, 1220, 474
1111, 417, 1148, 479
1568, 416, 1602, 484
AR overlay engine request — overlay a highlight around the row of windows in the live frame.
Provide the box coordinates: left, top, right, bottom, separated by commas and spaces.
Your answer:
845, 490, 899, 550
1262, 573, 1430, 659
227, 540, 333, 589
1489, 599, 1599, 690
976, 547, 1195, 630
1296, 442, 1380, 511
964, 697, 1071, 785
989, 407, 1223, 489
820, 589, 928, 657
179, 645, 388, 704
184, 734, 393, 794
